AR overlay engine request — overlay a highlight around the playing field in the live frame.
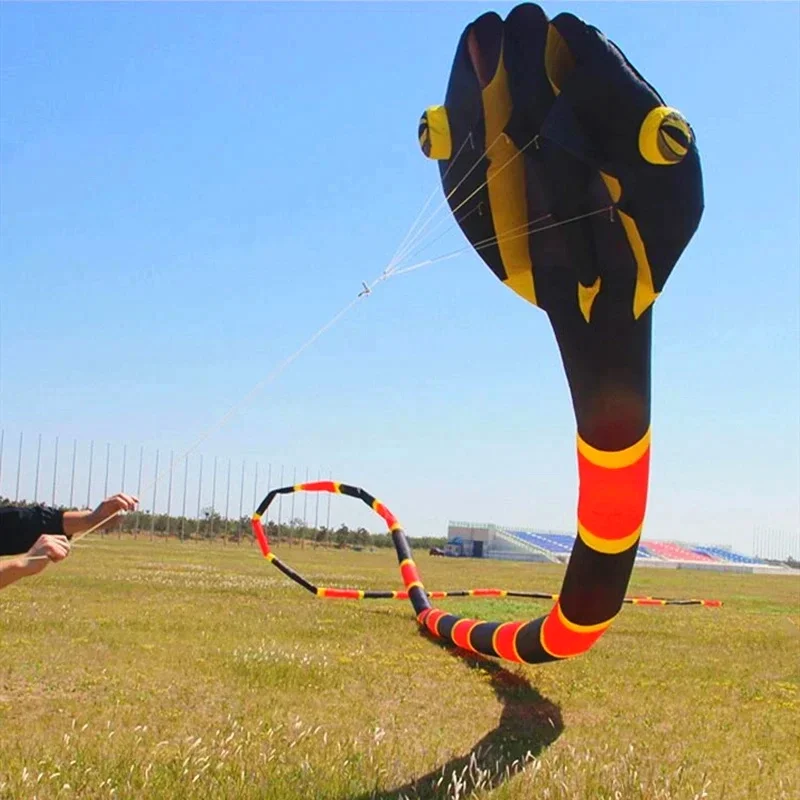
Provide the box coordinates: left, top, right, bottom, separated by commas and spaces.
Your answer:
1, 538, 797, 799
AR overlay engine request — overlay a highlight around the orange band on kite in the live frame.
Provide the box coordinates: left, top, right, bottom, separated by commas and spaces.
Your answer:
400, 560, 421, 588
492, 621, 524, 663
319, 588, 364, 599
540, 603, 612, 658
300, 480, 338, 493
251, 517, 270, 557
451, 619, 480, 652
425, 608, 448, 636
373, 500, 400, 530
577, 438, 650, 548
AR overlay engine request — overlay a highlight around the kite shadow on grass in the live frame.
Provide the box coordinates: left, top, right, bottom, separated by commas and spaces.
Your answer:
350, 635, 563, 800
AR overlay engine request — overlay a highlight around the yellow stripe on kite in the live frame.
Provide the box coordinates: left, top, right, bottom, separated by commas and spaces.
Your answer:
479, 43, 538, 307
578, 522, 642, 555
577, 428, 651, 469
556, 602, 616, 634
618, 209, 660, 319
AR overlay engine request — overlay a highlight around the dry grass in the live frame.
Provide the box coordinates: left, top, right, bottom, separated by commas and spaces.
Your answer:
1, 538, 798, 799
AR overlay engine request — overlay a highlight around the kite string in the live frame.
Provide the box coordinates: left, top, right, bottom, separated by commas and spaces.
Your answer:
383, 133, 475, 276
12, 134, 486, 553
385, 132, 507, 272
29, 204, 615, 560
25, 141, 613, 559
387, 132, 540, 273
149, 133, 533, 499
23, 295, 367, 559
393, 203, 485, 270
29, 143, 495, 560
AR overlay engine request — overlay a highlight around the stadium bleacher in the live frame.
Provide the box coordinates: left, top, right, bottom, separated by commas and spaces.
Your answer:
691, 546, 764, 565
493, 528, 760, 566
508, 530, 572, 555
634, 543, 660, 559
643, 541, 715, 562
537, 533, 576, 552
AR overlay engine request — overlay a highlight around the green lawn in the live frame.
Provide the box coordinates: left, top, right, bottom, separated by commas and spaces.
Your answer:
1, 538, 798, 799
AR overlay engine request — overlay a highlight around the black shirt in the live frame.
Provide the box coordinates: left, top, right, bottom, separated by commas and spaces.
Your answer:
0, 505, 65, 556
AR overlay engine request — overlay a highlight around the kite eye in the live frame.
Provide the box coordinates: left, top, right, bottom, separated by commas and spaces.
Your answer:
418, 105, 452, 160
639, 106, 693, 165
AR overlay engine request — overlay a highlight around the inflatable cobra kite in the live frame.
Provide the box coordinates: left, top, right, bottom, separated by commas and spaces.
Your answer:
254, 4, 705, 665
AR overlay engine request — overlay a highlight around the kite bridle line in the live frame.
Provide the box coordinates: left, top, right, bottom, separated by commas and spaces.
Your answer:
252, 482, 722, 667
384, 131, 477, 274
387, 129, 546, 273
387, 205, 614, 279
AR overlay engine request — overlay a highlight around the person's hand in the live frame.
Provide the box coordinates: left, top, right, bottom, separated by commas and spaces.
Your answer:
88, 493, 139, 531
23, 534, 72, 575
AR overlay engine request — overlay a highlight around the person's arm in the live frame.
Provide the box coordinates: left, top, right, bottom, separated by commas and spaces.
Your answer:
0, 534, 71, 590
61, 493, 139, 536
1, 493, 138, 556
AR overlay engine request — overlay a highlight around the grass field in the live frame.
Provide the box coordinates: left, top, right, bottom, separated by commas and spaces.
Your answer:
1, 537, 798, 799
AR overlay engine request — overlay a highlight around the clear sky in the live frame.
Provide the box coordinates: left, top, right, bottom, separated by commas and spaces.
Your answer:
1, 2, 798, 557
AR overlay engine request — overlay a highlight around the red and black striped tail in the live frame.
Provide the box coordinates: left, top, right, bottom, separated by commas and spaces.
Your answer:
250, 480, 721, 668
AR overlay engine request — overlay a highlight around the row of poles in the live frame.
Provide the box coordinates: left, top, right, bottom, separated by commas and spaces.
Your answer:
752, 527, 800, 562
0, 430, 336, 536
4, 430, 799, 557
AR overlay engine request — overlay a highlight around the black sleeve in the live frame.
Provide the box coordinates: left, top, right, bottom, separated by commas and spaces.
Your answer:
0, 505, 65, 556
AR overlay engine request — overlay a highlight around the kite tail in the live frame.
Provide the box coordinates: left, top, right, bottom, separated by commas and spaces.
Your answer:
250, 470, 687, 667
417, 432, 649, 663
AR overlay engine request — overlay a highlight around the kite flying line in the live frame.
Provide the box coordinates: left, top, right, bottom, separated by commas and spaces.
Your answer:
14, 114, 491, 559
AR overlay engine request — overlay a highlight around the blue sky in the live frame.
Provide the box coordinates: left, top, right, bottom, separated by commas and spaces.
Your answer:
1, 2, 798, 557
